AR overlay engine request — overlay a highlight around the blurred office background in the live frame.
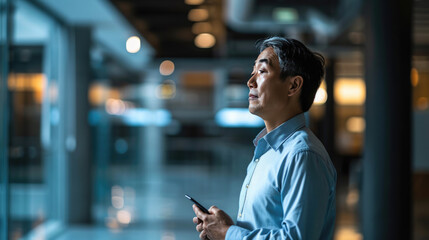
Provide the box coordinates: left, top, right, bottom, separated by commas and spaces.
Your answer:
0, 0, 428, 239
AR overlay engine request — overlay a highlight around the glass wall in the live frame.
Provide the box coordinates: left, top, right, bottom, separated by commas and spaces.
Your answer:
7, 0, 70, 238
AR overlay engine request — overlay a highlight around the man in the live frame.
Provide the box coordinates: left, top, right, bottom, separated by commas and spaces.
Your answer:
192, 37, 337, 240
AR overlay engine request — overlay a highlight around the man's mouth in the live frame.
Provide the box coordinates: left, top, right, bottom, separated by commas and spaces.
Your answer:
249, 93, 258, 100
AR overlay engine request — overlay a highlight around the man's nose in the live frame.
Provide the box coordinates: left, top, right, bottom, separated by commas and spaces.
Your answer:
247, 75, 256, 88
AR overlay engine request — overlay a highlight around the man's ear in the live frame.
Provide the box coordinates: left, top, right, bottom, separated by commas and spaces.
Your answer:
288, 76, 303, 96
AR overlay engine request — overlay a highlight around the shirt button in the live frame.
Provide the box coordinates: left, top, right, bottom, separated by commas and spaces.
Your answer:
239, 213, 242, 217
246, 184, 249, 188
255, 158, 259, 162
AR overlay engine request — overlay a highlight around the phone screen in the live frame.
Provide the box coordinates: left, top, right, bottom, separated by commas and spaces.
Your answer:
185, 194, 210, 214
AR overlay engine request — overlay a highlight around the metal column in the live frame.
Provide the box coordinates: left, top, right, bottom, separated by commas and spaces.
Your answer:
64, 26, 92, 224
363, 0, 413, 239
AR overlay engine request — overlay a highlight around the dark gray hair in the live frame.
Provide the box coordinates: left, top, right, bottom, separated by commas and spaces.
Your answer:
257, 37, 325, 112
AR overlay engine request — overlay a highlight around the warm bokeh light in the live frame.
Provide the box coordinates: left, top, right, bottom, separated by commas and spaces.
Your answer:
105, 98, 126, 115
159, 60, 175, 76
314, 81, 328, 105
185, 0, 204, 5
411, 68, 419, 87
195, 33, 216, 48
157, 80, 176, 99
126, 36, 141, 53
188, 9, 209, 22
89, 83, 108, 106
116, 210, 131, 224
8, 73, 45, 104
192, 22, 212, 34
109, 89, 121, 99
417, 97, 429, 110
346, 117, 366, 133
334, 227, 363, 240
8, 73, 44, 91
335, 78, 366, 105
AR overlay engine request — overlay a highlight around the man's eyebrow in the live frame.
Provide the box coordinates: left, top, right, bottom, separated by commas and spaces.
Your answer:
254, 58, 270, 66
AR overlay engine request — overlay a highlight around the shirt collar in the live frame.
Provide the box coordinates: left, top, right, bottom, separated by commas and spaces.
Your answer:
253, 113, 306, 151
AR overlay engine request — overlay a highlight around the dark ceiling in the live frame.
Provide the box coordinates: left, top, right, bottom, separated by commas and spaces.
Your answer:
109, 0, 358, 58
109, 0, 225, 58
109, 0, 429, 59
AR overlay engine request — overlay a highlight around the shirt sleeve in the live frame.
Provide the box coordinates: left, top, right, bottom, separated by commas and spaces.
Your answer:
225, 150, 334, 240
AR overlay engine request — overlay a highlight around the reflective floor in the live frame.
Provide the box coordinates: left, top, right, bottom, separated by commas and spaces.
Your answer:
56, 162, 367, 240
12, 158, 428, 240
48, 160, 429, 240
88, 164, 246, 240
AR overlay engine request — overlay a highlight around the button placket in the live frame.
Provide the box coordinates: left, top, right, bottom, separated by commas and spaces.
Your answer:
239, 156, 262, 218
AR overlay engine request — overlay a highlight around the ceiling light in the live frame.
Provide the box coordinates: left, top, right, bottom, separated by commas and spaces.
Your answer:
126, 36, 141, 53
188, 9, 209, 22
273, 8, 298, 23
185, 0, 204, 5
195, 33, 216, 48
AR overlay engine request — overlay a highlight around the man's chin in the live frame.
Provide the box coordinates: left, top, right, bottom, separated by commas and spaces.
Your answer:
248, 106, 260, 116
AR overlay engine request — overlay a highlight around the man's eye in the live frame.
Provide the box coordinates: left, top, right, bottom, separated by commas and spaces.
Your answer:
258, 70, 265, 74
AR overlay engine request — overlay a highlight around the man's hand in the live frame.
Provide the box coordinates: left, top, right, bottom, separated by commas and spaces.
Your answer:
192, 204, 234, 240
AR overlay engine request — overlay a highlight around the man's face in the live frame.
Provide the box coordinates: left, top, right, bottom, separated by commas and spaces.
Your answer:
248, 47, 291, 120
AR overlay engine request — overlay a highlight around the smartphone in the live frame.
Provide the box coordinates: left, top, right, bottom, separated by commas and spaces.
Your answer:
185, 194, 210, 214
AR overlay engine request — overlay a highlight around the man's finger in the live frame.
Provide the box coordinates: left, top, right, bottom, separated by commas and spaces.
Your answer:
193, 216, 202, 224
199, 229, 209, 240
196, 222, 203, 232
208, 205, 219, 214
193, 204, 208, 220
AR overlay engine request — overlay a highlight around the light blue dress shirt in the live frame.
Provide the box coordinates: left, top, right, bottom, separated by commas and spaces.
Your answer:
226, 113, 337, 240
